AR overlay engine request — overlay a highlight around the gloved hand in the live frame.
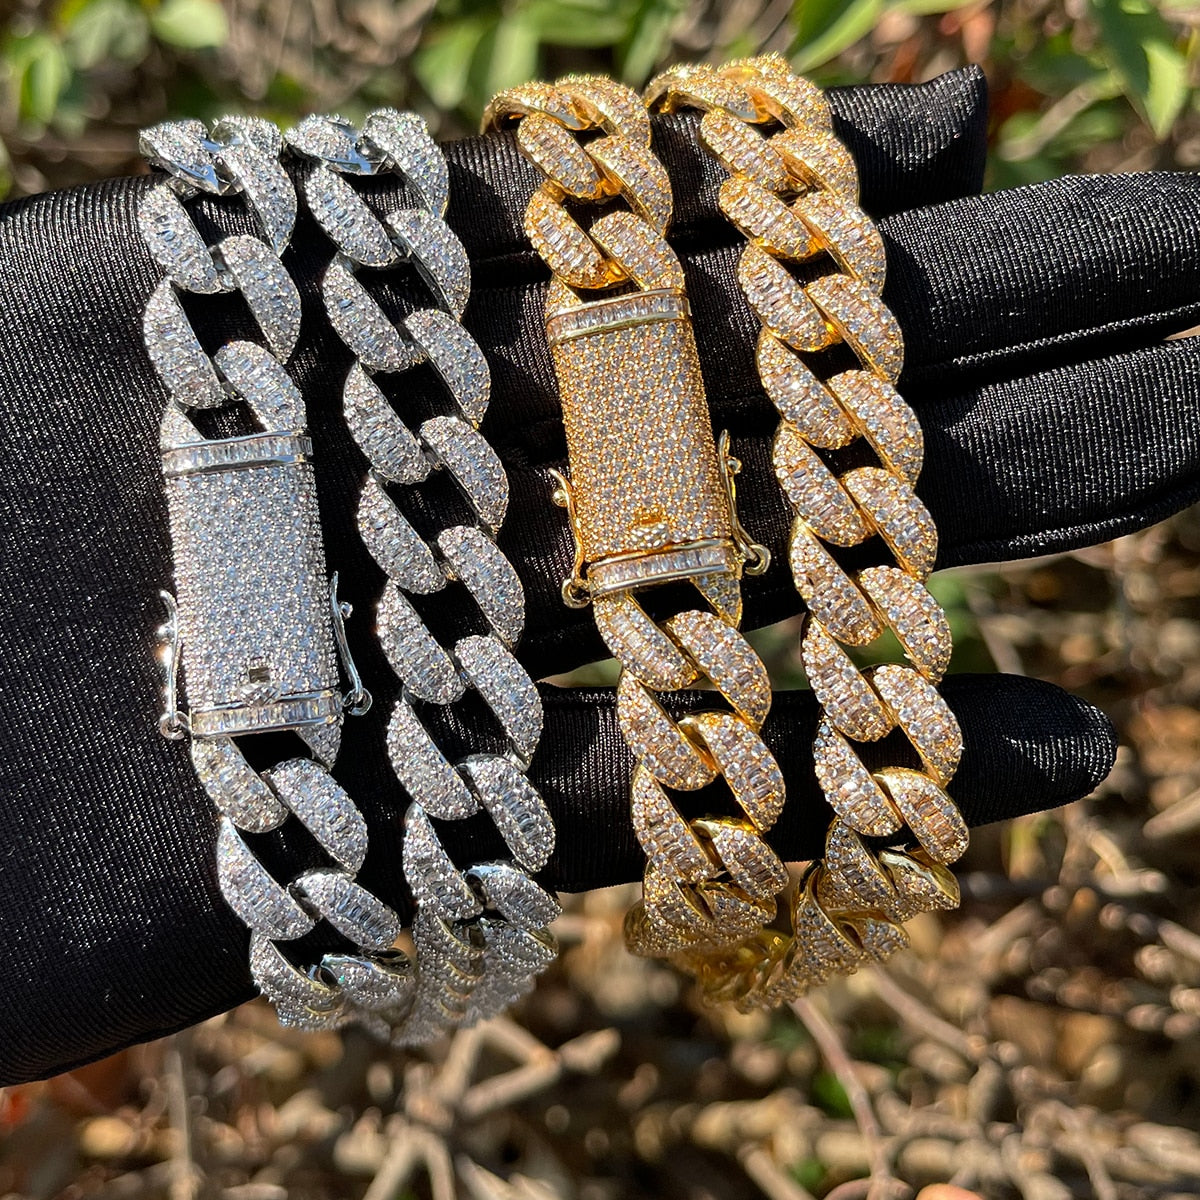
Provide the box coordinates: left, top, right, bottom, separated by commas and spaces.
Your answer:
2, 66, 1195, 1084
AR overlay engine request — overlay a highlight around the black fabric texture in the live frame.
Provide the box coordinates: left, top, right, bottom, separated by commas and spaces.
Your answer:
0, 65, 1169, 1082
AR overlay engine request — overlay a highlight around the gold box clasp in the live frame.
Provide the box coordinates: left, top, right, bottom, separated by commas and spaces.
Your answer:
550, 288, 769, 607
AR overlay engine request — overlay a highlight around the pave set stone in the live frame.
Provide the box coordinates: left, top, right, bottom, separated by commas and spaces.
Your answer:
492, 72, 794, 967
263, 758, 369, 872
289, 109, 558, 1042
546, 286, 689, 345
617, 674, 717, 791
698, 108, 791, 192
589, 135, 673, 231
526, 187, 614, 289
142, 115, 422, 1035
517, 114, 603, 198
645, 55, 968, 1007
756, 331, 855, 447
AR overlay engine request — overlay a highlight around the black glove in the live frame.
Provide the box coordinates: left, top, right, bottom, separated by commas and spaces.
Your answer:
2, 66, 1192, 1084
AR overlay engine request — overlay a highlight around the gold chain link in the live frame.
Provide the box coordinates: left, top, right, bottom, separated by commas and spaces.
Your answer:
485, 76, 792, 966
647, 55, 968, 1007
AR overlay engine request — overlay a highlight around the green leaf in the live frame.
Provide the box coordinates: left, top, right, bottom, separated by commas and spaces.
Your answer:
811, 1068, 854, 1119
789, 0, 884, 71
480, 11, 541, 98
519, 0, 632, 46
7, 32, 72, 127
1089, 0, 1189, 139
618, 0, 685, 83
150, 0, 228, 50
789, 1159, 825, 1191
64, 0, 149, 67
413, 18, 491, 113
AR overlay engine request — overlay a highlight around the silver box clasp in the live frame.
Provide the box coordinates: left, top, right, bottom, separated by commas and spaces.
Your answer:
158, 423, 354, 742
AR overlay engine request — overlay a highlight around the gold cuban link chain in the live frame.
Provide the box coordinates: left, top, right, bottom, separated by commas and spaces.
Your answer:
646, 54, 968, 1006
482, 76, 796, 965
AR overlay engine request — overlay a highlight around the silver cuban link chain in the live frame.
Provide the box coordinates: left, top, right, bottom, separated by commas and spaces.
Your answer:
284, 109, 559, 1045
140, 116, 420, 1036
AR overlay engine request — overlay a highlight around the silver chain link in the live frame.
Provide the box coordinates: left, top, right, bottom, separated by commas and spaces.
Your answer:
140, 115, 418, 1036
285, 110, 559, 1045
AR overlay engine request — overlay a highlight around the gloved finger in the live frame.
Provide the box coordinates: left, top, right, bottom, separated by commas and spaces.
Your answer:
473, 172, 1200, 676
413, 673, 1117, 891
447, 65, 988, 275
0, 668, 1112, 1089
889, 170, 1200, 381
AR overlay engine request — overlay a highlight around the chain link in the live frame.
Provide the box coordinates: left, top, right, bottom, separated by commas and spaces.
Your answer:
140, 116, 416, 1034
647, 55, 967, 1007
286, 110, 559, 1045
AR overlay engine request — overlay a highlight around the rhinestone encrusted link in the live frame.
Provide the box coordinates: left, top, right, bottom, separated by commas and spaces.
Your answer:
813, 717, 901, 838
757, 332, 855, 448
191, 737, 287, 832
876, 767, 968, 864
593, 591, 700, 691
214, 233, 302, 360
420, 415, 510, 533
216, 818, 316, 940
386, 208, 471, 319
698, 108, 791, 192
437, 526, 526, 648
357, 474, 445, 594
292, 868, 404, 951
789, 522, 880, 645
468, 863, 562, 930
461, 754, 555, 873
302, 167, 397, 266
403, 805, 483, 922
807, 272, 905, 382
801, 618, 894, 743
143, 280, 225, 409
858, 566, 952, 682
630, 765, 715, 883
842, 467, 938, 580
361, 109, 450, 215
215, 341, 305, 432
617, 673, 718, 791
645, 55, 966, 1007
264, 758, 369, 872
664, 610, 772, 729
291, 106, 556, 1041
343, 365, 430, 485
774, 423, 868, 546
517, 113, 604, 198
139, 184, 221, 293
324, 256, 421, 373
677, 711, 786, 831
377, 583, 465, 704
695, 818, 789, 899
404, 308, 492, 427
868, 664, 964, 786
455, 634, 544, 762
387, 698, 477, 819
738, 244, 829, 352
720, 174, 814, 259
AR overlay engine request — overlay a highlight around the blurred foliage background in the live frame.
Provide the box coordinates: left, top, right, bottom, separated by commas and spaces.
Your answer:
5, 3, 1200, 1199
1, 0, 1198, 200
